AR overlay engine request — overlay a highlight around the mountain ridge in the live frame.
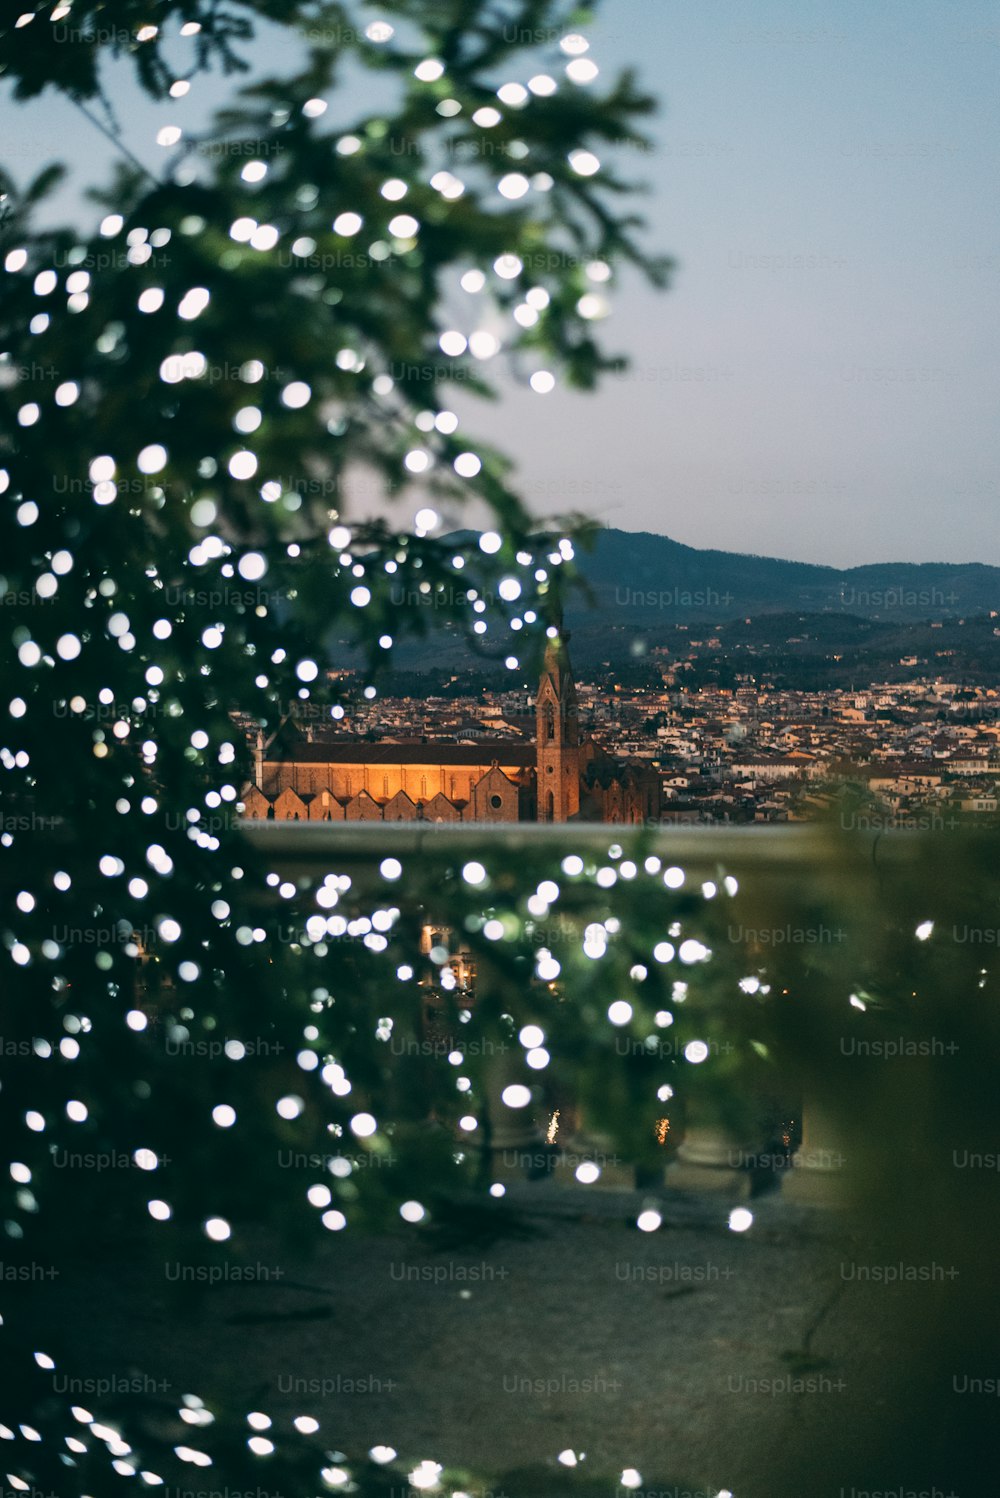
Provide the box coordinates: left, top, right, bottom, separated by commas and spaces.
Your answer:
569, 527, 1000, 625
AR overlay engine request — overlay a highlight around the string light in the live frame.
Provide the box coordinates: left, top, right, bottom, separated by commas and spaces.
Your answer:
0, 13, 718, 1498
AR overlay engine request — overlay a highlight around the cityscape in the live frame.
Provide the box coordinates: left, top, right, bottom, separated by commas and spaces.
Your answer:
247, 602, 1000, 828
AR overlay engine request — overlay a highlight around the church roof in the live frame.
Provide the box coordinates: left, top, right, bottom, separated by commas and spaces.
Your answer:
264, 741, 535, 768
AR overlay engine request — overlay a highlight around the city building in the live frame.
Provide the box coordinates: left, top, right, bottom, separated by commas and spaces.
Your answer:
243, 632, 661, 824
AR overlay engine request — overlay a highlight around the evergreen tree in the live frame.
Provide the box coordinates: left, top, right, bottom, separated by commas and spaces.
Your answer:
0, 6, 700, 1493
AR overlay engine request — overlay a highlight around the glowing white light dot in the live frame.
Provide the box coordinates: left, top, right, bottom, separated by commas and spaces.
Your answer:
414, 59, 445, 81
729, 1207, 754, 1233
410, 1461, 444, 1489
178, 287, 209, 320
138, 443, 167, 474
498, 173, 530, 200
569, 149, 601, 176
470, 331, 500, 361
228, 451, 258, 480
577, 293, 608, 320
238, 552, 266, 581
281, 381, 311, 409
494, 253, 522, 279
566, 57, 599, 84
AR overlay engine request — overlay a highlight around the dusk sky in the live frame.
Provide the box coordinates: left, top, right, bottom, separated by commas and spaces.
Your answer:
8, 0, 999, 567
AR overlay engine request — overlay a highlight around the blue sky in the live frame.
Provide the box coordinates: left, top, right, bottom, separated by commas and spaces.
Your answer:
6, 0, 999, 566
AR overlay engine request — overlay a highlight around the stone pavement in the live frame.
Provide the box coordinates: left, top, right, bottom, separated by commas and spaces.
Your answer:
21, 1174, 981, 1498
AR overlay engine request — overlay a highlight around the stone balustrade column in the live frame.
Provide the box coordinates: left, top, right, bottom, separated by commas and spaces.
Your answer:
781, 1092, 850, 1206
666, 1100, 759, 1197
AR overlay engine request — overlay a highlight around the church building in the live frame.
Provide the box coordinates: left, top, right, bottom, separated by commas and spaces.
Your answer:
243, 632, 660, 825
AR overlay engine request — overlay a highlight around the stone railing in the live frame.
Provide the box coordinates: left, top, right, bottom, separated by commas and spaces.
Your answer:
238, 820, 972, 1209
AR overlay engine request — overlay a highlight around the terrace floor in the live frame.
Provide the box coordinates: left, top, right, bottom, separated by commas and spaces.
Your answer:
20, 1175, 972, 1498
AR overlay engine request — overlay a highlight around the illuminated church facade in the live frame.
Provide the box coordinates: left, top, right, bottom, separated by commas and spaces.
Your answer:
243, 633, 660, 825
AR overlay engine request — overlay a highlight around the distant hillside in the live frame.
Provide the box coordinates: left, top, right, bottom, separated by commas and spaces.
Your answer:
571, 528, 1000, 628
333, 527, 1000, 674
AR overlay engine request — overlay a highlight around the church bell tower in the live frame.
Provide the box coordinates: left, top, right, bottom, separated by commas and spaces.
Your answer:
535, 629, 580, 821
